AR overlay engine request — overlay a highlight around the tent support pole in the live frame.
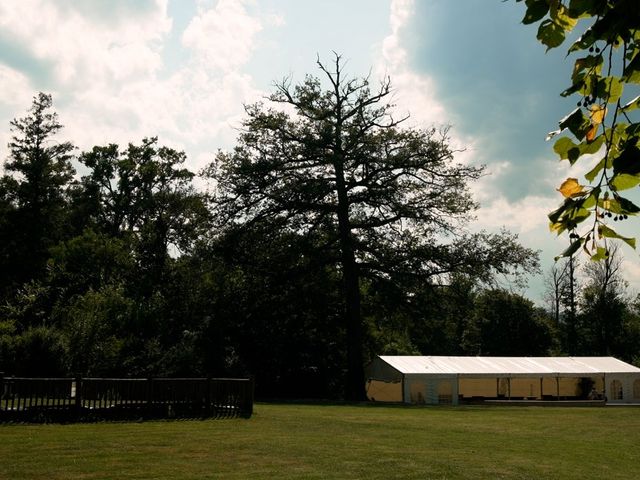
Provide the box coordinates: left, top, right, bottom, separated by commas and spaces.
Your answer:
540, 378, 543, 400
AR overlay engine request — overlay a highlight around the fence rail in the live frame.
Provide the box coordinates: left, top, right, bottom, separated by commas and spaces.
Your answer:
0, 374, 253, 423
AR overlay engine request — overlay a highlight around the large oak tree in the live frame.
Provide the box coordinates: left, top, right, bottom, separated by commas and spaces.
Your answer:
209, 56, 538, 399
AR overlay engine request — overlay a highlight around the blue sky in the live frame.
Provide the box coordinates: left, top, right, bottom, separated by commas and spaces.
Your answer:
0, 0, 638, 302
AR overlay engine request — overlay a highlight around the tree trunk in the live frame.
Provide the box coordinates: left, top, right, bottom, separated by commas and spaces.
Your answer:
333, 160, 366, 401
341, 242, 366, 401
562, 256, 577, 355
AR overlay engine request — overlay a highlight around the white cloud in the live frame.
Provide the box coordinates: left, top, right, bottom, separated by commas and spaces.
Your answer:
470, 153, 571, 234
0, 65, 33, 108
622, 258, 640, 295
376, 0, 445, 128
474, 194, 558, 234
0, 0, 284, 174
182, 0, 262, 73
265, 13, 286, 28
375, 0, 578, 247
0, 66, 40, 174
0, 0, 171, 90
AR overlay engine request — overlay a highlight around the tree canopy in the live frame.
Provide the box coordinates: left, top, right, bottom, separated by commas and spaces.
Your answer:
209, 55, 539, 399
3, 62, 638, 399
0, 93, 75, 293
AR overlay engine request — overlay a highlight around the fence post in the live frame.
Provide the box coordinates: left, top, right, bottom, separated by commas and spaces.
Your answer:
146, 377, 154, 418
205, 377, 212, 417
250, 376, 255, 416
74, 375, 82, 419
245, 376, 255, 417
0, 372, 4, 419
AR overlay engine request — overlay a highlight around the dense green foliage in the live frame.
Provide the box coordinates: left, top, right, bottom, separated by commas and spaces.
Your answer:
1, 404, 640, 479
517, 0, 640, 258
209, 56, 540, 399
1, 75, 638, 399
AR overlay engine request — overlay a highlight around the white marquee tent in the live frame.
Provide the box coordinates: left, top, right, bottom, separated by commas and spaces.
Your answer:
366, 356, 640, 405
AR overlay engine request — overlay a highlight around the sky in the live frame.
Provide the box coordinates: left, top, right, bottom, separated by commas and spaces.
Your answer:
0, 0, 638, 303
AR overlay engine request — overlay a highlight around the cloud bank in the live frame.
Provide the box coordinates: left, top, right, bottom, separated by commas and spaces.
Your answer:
0, 0, 282, 171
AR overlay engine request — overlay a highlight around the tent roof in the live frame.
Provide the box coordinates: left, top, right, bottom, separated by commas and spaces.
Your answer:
378, 356, 640, 376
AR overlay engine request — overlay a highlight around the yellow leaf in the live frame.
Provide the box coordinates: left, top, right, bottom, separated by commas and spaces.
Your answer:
589, 104, 606, 125
557, 177, 584, 198
585, 104, 606, 142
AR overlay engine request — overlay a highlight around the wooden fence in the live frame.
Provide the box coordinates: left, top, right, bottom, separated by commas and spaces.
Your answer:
0, 374, 253, 423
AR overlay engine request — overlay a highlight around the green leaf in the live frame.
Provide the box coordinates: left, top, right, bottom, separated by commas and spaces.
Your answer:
590, 246, 609, 261
610, 173, 640, 191
612, 146, 640, 176
618, 196, 640, 214
582, 134, 605, 155
581, 189, 598, 209
522, 0, 549, 24
605, 124, 630, 160
623, 53, 640, 84
598, 197, 622, 214
571, 55, 603, 84
596, 77, 623, 103
578, 75, 599, 98
568, 0, 604, 17
553, 137, 579, 161
598, 224, 636, 249
550, 2, 578, 30
556, 132, 605, 164
585, 157, 605, 182
549, 195, 595, 233
570, 7, 627, 53
537, 19, 566, 50
560, 82, 584, 98
569, 25, 596, 52
548, 202, 569, 225
570, 207, 591, 222
627, 123, 640, 137
558, 108, 590, 140
555, 239, 582, 260
550, 200, 584, 234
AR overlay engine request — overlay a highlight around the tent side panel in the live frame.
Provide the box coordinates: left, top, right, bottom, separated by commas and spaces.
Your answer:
458, 378, 497, 398
365, 357, 403, 383
405, 375, 457, 405
365, 357, 404, 403
366, 379, 402, 402
508, 378, 541, 399
606, 373, 640, 403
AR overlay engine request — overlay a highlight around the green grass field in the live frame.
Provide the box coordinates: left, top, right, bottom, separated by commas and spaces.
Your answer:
1, 403, 638, 479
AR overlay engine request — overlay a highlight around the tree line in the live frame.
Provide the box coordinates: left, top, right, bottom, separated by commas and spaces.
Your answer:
1, 58, 638, 399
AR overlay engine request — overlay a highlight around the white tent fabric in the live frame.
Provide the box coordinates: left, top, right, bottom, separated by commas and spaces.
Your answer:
379, 356, 640, 377
368, 356, 640, 404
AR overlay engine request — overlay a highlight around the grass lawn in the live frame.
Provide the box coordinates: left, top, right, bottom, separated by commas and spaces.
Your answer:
1, 403, 638, 479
